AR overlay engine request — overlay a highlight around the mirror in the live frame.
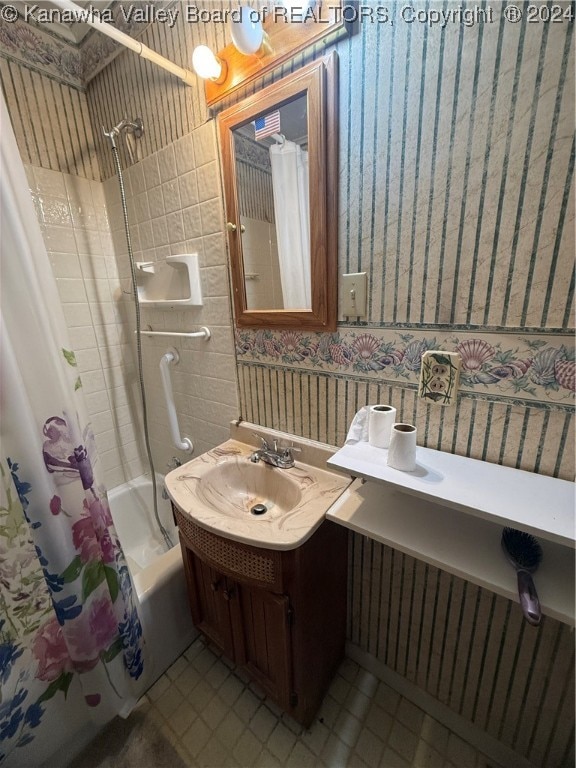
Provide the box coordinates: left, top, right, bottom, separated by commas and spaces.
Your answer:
219, 53, 338, 331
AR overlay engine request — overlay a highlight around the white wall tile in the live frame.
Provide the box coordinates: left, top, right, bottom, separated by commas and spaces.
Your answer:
148, 185, 165, 217
179, 171, 198, 208
174, 134, 195, 174
34, 167, 67, 198
193, 122, 217, 168
162, 178, 181, 214
62, 302, 93, 326
182, 206, 202, 240
68, 325, 97, 350
49, 252, 83, 278
166, 211, 185, 244
200, 266, 228, 298
202, 233, 226, 267
85, 389, 112, 415
153, 217, 170, 247
79, 253, 108, 279
57, 277, 88, 303
158, 145, 177, 181
199, 200, 223, 236
196, 162, 220, 204
80, 369, 107, 394
44, 225, 78, 253
75, 347, 103, 372
74, 228, 102, 254
142, 155, 161, 190
40, 196, 72, 226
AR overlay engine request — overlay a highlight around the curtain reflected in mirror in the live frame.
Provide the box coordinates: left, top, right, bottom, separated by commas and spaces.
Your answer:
233, 94, 311, 311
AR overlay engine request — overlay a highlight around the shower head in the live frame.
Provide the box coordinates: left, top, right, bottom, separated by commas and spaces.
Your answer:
103, 117, 144, 148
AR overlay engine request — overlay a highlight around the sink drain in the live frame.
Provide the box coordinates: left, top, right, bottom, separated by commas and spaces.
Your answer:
250, 503, 267, 516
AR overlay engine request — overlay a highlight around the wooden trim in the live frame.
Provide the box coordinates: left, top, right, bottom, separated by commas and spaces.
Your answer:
219, 52, 338, 331
205, 2, 352, 106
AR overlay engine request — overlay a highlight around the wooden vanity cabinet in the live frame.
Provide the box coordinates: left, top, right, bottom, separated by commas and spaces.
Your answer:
173, 504, 348, 727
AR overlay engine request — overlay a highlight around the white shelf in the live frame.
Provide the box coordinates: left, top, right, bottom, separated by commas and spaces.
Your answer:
328, 442, 575, 548
327, 479, 575, 626
136, 253, 203, 308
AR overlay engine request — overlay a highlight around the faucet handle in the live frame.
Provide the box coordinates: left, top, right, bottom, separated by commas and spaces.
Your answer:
252, 433, 269, 450
281, 444, 301, 458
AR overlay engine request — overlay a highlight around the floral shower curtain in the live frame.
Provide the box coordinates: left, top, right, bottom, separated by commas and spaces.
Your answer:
0, 92, 144, 763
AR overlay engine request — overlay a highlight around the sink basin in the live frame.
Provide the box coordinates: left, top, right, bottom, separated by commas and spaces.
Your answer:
165, 438, 351, 550
196, 459, 303, 519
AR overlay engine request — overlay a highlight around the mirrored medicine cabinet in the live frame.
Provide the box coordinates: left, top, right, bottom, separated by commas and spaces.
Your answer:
218, 53, 338, 331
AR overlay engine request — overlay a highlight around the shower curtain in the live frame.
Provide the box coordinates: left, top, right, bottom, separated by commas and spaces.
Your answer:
0, 93, 144, 763
269, 140, 311, 308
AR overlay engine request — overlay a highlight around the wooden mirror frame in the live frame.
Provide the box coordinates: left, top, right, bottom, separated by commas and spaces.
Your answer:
219, 53, 338, 331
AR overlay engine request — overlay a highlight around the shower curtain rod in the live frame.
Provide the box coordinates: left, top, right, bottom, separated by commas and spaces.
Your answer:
48, 0, 195, 86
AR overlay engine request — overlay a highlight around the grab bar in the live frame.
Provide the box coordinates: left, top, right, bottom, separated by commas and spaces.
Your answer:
159, 348, 193, 453
137, 326, 211, 340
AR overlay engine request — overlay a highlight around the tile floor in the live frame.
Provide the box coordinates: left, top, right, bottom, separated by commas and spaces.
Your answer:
70, 637, 499, 768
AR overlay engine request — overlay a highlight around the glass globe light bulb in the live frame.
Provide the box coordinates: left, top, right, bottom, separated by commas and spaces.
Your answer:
192, 45, 223, 80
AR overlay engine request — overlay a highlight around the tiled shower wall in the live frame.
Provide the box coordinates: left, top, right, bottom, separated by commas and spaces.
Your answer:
21, 164, 146, 489
1, 10, 239, 483
102, 124, 239, 468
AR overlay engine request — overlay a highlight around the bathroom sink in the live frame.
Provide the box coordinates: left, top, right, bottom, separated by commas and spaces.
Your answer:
196, 459, 303, 519
165, 437, 351, 550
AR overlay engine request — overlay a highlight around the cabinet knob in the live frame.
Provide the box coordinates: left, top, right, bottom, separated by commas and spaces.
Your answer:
222, 588, 234, 601
226, 222, 245, 233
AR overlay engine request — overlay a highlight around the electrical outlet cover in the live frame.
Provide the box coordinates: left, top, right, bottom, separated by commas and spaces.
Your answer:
419, 350, 461, 406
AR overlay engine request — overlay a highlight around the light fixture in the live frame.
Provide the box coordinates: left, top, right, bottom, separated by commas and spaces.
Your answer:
191, 45, 227, 83
230, 7, 272, 57
198, 0, 350, 105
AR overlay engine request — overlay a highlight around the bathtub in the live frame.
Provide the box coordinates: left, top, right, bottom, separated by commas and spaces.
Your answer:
108, 474, 197, 695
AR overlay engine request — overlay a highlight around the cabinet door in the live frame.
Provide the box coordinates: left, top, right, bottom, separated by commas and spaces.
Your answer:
182, 547, 236, 659
237, 585, 293, 708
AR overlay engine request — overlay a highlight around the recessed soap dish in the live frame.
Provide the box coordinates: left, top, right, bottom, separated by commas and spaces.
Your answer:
135, 253, 203, 308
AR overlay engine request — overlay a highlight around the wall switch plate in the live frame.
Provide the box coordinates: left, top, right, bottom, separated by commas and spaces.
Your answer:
419, 350, 461, 406
341, 272, 367, 318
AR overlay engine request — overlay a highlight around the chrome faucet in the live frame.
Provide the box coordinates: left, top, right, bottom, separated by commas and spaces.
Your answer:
250, 436, 300, 469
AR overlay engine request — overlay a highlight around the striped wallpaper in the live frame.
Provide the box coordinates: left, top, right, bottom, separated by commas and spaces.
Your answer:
237, 364, 575, 480
235, 135, 275, 223
236, 158, 274, 222
338, 4, 574, 330
0, 57, 100, 179
349, 534, 575, 767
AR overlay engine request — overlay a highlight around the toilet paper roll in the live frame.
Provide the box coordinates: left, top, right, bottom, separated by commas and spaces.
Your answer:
387, 423, 418, 471
368, 405, 397, 449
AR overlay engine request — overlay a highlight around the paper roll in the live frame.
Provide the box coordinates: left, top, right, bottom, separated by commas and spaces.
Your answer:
368, 405, 397, 449
387, 423, 417, 471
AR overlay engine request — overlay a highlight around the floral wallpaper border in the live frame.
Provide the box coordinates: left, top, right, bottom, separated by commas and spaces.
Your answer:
235, 327, 575, 406
0, 1, 150, 89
